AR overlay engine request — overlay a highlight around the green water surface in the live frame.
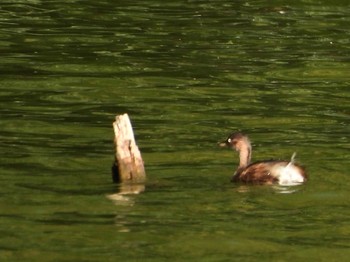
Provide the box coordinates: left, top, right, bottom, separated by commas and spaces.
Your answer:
0, 0, 349, 261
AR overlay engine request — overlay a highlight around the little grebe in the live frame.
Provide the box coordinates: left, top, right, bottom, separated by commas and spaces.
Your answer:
220, 132, 307, 185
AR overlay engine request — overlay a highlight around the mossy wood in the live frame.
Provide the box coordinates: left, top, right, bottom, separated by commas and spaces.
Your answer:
112, 114, 146, 183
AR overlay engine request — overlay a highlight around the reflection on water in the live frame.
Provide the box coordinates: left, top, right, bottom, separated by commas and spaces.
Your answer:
106, 183, 145, 206
118, 183, 146, 195
106, 194, 134, 206
273, 185, 304, 194
234, 184, 304, 194
0, 0, 349, 261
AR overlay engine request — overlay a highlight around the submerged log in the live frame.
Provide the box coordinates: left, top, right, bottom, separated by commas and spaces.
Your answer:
112, 114, 146, 183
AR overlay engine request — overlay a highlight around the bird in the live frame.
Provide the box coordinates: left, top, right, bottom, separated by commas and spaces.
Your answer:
219, 132, 307, 185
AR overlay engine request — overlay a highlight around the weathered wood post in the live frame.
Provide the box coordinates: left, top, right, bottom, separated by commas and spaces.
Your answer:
112, 113, 146, 183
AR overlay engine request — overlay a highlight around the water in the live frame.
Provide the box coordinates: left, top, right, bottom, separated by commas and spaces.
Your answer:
1, 0, 349, 261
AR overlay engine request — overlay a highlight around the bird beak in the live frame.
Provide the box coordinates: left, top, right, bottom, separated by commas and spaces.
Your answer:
218, 141, 228, 147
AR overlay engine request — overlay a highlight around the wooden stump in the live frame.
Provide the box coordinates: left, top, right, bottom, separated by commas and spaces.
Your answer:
112, 114, 146, 183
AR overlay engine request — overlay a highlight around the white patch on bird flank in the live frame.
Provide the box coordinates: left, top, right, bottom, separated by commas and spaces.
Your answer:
278, 164, 304, 186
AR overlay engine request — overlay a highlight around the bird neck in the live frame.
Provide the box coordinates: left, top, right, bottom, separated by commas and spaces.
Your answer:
238, 144, 251, 168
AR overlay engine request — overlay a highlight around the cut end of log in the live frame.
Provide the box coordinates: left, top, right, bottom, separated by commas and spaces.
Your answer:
112, 113, 146, 183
